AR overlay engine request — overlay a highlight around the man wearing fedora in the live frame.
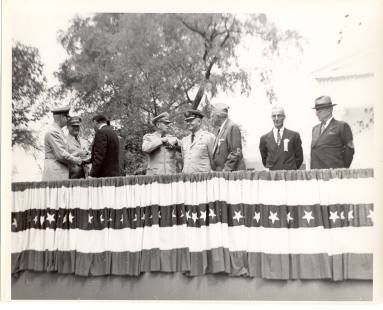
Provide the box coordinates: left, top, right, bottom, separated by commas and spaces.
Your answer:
42, 106, 83, 181
311, 96, 354, 169
210, 102, 246, 171
259, 106, 303, 170
89, 114, 120, 178
142, 112, 180, 175
66, 116, 91, 179
180, 109, 215, 173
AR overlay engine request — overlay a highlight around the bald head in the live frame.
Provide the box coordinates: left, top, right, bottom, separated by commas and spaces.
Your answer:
211, 103, 229, 127
271, 106, 285, 129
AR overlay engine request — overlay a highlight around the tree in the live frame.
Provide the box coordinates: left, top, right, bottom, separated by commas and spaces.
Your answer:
12, 42, 47, 150
56, 13, 302, 172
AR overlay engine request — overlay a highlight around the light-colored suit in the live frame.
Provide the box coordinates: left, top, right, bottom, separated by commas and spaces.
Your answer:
42, 123, 81, 181
180, 129, 215, 173
142, 131, 179, 175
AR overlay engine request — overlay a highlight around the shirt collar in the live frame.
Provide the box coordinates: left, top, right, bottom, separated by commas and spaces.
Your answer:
99, 123, 107, 130
322, 117, 333, 128
273, 126, 284, 134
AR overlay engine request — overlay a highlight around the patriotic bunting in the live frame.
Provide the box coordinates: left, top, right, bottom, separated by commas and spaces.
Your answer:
11, 169, 374, 281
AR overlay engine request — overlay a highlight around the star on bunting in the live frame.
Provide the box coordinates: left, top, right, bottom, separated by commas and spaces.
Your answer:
100, 214, 105, 223
186, 210, 191, 221
158, 211, 161, 218
191, 212, 198, 223
133, 214, 137, 221
62, 213, 67, 224
367, 209, 374, 222
340, 211, 345, 220
33, 216, 38, 224
88, 215, 93, 224
12, 218, 17, 228
69, 212, 74, 223
40, 215, 45, 224
141, 212, 145, 220
253, 211, 260, 223
302, 210, 314, 224
233, 210, 243, 223
286, 212, 293, 223
172, 209, 177, 218
120, 215, 124, 223
200, 211, 206, 221
47, 213, 55, 224
268, 211, 279, 224
329, 211, 339, 223
209, 208, 216, 219
348, 210, 354, 220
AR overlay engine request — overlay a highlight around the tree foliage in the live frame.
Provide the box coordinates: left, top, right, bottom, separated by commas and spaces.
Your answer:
56, 13, 302, 173
12, 42, 47, 150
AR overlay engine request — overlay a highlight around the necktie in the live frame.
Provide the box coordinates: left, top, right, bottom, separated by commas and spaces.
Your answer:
320, 121, 326, 134
276, 129, 281, 146
191, 133, 195, 143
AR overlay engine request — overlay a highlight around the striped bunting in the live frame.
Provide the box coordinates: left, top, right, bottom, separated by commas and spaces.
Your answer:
11, 169, 374, 280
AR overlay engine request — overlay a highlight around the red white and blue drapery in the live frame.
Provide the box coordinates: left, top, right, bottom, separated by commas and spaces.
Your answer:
11, 169, 374, 281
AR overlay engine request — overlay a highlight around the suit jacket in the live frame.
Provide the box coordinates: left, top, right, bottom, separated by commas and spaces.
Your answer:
310, 118, 354, 169
180, 129, 215, 173
212, 119, 246, 171
90, 125, 120, 178
142, 131, 179, 175
42, 123, 81, 181
259, 128, 303, 170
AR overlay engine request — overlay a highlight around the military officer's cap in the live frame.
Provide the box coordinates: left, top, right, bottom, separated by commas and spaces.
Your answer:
152, 112, 171, 125
313, 96, 337, 110
68, 116, 82, 126
184, 109, 204, 121
51, 106, 70, 115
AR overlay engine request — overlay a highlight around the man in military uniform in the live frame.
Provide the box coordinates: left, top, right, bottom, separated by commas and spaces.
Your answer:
311, 96, 355, 169
142, 112, 180, 175
42, 106, 83, 181
180, 109, 215, 173
66, 116, 91, 179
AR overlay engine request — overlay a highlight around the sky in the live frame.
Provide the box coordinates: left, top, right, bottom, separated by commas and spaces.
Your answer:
9, 0, 383, 180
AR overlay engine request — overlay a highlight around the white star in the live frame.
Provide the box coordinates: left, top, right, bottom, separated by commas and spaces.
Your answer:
179, 210, 184, 218
340, 211, 345, 220
209, 208, 216, 219
367, 209, 374, 222
302, 210, 314, 224
348, 210, 354, 220
233, 210, 243, 223
62, 214, 67, 223
200, 211, 206, 221
172, 210, 176, 218
108, 217, 113, 222
133, 214, 137, 221
158, 211, 161, 218
47, 213, 55, 224
120, 215, 124, 223
40, 215, 45, 224
191, 212, 198, 223
33, 216, 38, 224
253, 211, 260, 223
286, 212, 293, 223
69, 212, 74, 223
100, 214, 105, 223
329, 211, 339, 223
268, 211, 279, 224
186, 210, 191, 221
12, 218, 17, 227
141, 212, 145, 220
88, 215, 94, 224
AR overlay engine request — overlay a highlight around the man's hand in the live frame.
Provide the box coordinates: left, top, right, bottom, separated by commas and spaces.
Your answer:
73, 157, 82, 166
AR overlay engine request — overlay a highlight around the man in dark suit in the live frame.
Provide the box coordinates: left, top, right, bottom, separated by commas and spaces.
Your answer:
89, 114, 120, 178
259, 106, 303, 170
211, 102, 246, 171
310, 96, 354, 169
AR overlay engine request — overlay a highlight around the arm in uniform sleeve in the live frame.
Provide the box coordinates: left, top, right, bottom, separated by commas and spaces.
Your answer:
90, 130, 108, 177
223, 125, 244, 171
48, 131, 82, 165
259, 136, 268, 168
142, 134, 163, 153
294, 133, 304, 169
341, 123, 354, 168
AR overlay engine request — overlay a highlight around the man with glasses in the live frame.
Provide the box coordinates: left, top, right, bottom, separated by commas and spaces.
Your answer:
42, 106, 82, 181
142, 112, 180, 175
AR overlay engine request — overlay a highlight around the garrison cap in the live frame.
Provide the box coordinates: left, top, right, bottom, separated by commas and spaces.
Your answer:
152, 112, 171, 125
184, 109, 204, 121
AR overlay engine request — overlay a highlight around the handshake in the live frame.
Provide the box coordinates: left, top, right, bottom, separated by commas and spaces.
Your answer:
161, 137, 178, 149
73, 150, 91, 166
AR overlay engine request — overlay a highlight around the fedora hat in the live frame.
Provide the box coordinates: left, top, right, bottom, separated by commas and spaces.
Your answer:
313, 96, 337, 110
